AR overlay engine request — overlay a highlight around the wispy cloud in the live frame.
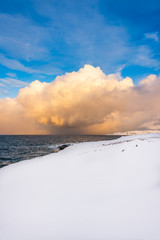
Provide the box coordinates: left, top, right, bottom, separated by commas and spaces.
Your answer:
0, 83, 6, 87
0, 54, 62, 75
0, 54, 36, 73
145, 32, 159, 42
32, 0, 130, 72
6, 72, 17, 78
0, 77, 29, 88
0, 13, 50, 61
32, 0, 160, 74
0, 76, 29, 98
131, 46, 159, 68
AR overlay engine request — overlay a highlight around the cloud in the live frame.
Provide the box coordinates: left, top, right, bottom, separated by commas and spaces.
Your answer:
0, 13, 50, 61
132, 46, 159, 68
145, 32, 159, 42
33, 0, 130, 72
0, 83, 6, 87
0, 5, 159, 80
0, 65, 160, 134
33, 0, 160, 74
0, 54, 61, 76
0, 54, 36, 73
6, 72, 17, 78
0, 78, 29, 88
0, 98, 47, 134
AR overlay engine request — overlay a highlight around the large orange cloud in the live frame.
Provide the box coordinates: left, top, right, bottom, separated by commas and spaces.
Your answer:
0, 65, 160, 134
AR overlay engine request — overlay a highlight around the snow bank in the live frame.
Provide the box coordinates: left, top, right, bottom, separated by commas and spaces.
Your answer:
0, 134, 160, 240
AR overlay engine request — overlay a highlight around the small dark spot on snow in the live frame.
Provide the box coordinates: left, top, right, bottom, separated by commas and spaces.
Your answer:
102, 144, 107, 146
122, 149, 125, 152
136, 144, 138, 147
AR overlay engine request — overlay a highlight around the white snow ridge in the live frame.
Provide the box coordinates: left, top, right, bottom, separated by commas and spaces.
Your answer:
0, 134, 160, 240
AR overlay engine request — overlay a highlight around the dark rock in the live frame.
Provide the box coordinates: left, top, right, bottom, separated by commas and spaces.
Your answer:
58, 144, 69, 151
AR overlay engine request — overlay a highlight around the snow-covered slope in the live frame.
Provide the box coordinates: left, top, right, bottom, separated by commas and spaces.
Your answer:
0, 134, 160, 240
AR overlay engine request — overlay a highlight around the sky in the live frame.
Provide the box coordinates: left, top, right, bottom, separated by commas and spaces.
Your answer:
0, 0, 160, 134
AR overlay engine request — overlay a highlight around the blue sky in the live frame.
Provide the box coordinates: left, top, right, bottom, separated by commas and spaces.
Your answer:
0, 0, 160, 98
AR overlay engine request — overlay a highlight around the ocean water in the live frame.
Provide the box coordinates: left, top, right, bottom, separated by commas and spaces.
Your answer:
0, 135, 120, 168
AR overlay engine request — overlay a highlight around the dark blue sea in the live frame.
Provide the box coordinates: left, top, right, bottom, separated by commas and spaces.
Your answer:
0, 135, 120, 168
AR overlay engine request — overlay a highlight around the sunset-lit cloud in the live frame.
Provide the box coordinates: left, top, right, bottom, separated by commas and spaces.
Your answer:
0, 97, 48, 134
0, 65, 160, 134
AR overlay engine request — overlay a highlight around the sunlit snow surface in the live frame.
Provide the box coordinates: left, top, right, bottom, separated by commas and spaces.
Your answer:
0, 134, 160, 240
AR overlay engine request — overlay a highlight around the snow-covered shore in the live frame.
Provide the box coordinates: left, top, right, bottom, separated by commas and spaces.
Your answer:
0, 134, 160, 240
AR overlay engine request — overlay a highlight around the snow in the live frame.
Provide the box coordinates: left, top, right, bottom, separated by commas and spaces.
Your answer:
0, 134, 160, 240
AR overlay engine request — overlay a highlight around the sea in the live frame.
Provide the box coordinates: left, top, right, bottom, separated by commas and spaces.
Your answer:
0, 135, 120, 168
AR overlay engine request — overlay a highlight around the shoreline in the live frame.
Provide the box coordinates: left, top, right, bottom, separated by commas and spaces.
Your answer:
0, 135, 121, 169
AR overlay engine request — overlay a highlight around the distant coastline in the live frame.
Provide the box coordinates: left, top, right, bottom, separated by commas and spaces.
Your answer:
112, 129, 160, 136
